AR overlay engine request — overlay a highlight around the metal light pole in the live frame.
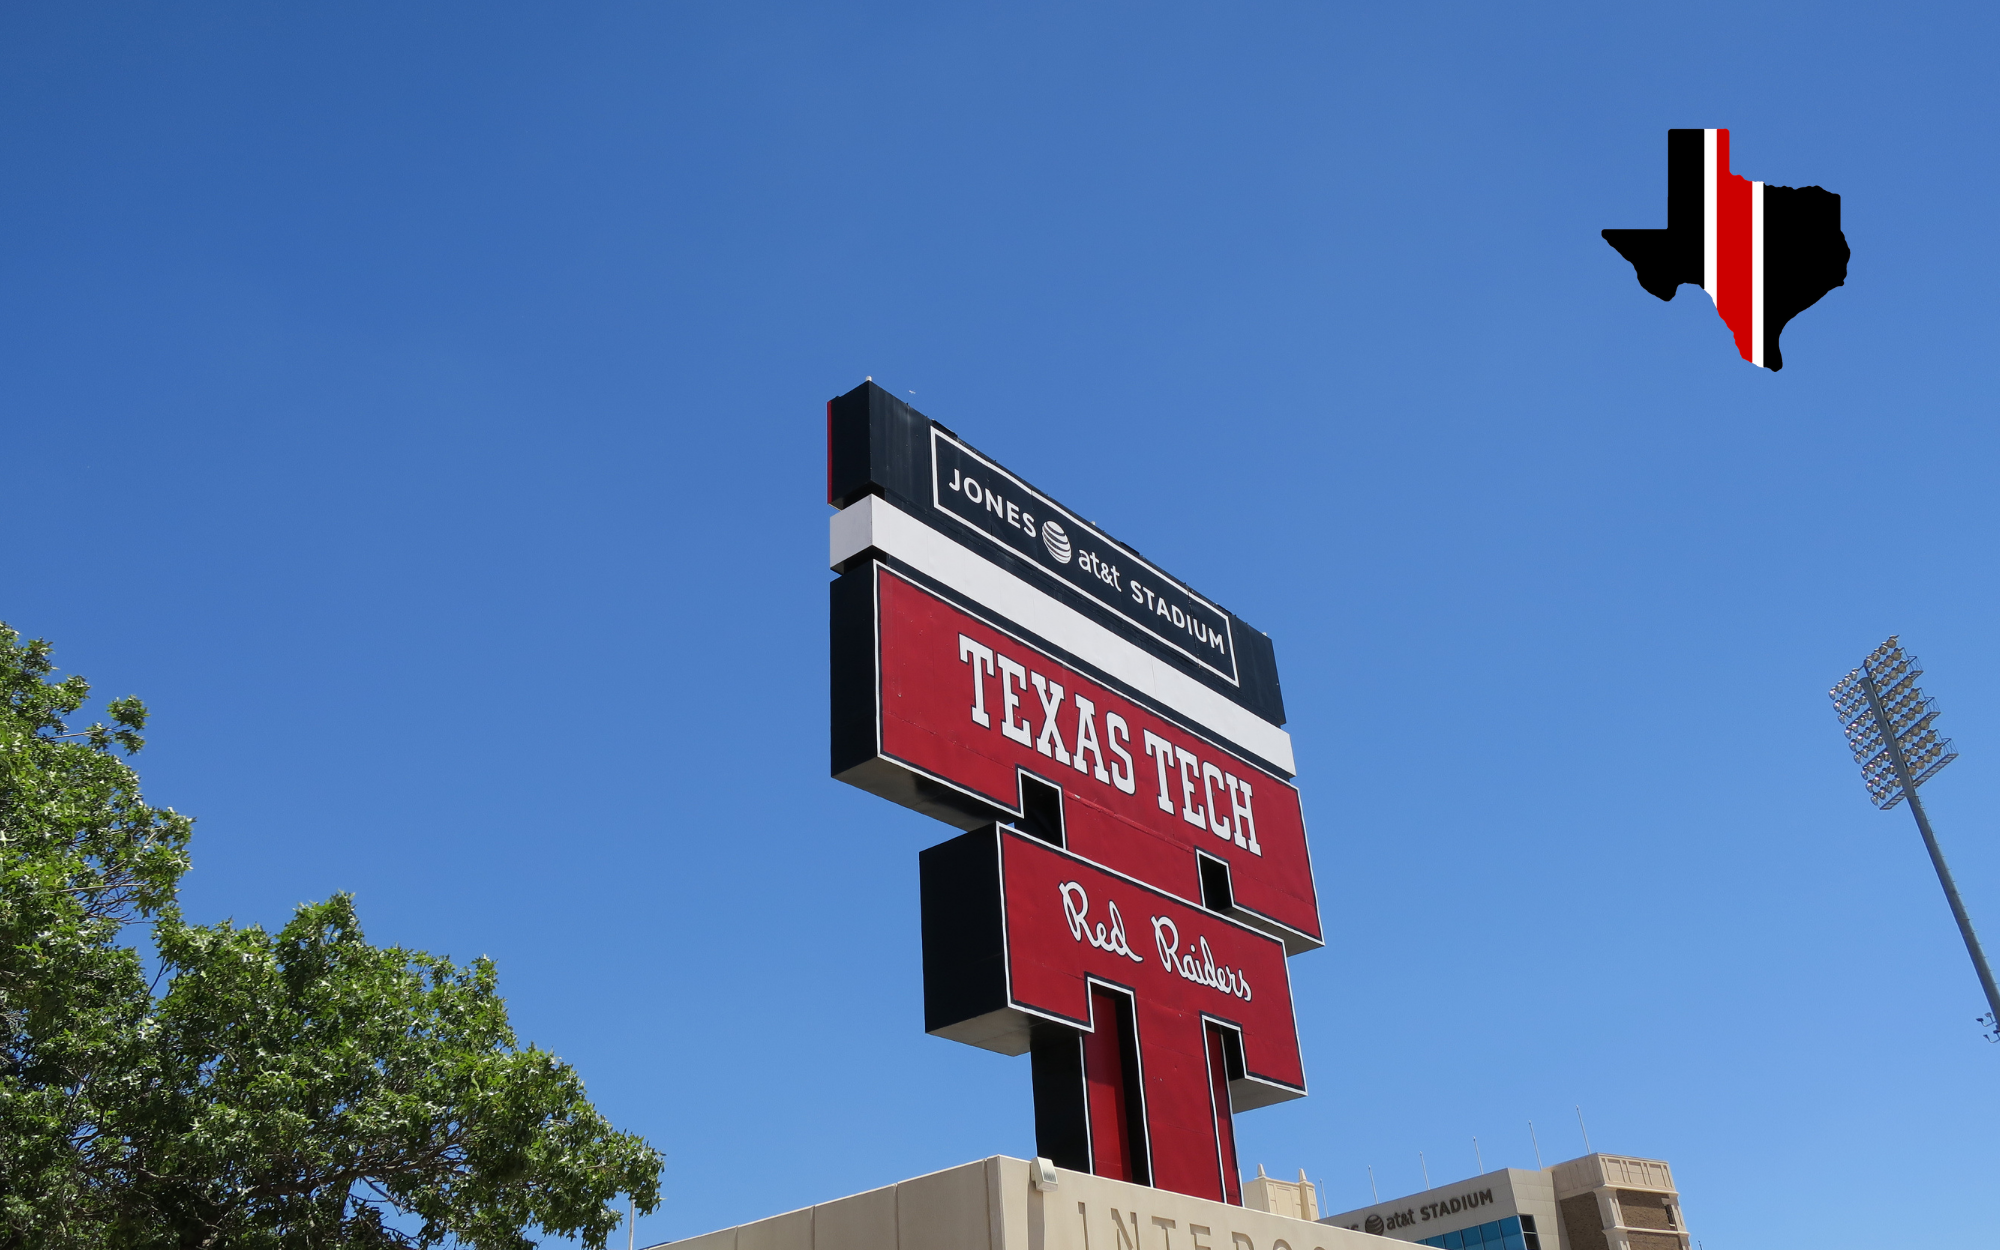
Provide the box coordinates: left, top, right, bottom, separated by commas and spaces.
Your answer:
1830, 636, 2000, 1036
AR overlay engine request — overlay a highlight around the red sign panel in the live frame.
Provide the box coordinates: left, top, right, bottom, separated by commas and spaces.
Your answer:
866, 563, 1320, 949
921, 826, 1303, 1204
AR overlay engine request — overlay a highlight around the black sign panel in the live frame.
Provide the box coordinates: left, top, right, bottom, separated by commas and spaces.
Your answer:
828, 380, 1285, 726
929, 430, 1239, 686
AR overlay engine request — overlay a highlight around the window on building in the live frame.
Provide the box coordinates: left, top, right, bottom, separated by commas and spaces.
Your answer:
1416, 1215, 1525, 1250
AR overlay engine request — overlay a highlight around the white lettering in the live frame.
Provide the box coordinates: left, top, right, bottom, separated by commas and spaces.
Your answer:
998, 655, 1033, 746
958, 635, 995, 728
1060, 881, 1143, 963
1150, 915, 1251, 1001
1106, 713, 1137, 794
1201, 761, 1230, 840
1228, 774, 1260, 855
1072, 695, 1110, 783
1029, 673, 1072, 765
1175, 746, 1207, 830
1142, 731, 1177, 814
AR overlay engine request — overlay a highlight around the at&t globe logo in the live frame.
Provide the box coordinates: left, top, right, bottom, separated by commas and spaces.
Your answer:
1041, 519, 1073, 564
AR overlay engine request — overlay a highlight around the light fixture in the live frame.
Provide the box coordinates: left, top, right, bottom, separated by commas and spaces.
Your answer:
1830, 638, 1999, 1040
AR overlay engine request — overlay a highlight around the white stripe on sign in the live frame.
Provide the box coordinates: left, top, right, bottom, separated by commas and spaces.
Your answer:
1750, 180, 1765, 368
830, 494, 1297, 776
1703, 128, 1718, 302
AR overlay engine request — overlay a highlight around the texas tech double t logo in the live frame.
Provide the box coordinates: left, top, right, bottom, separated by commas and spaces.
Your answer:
921, 826, 1305, 1201
828, 381, 1320, 1206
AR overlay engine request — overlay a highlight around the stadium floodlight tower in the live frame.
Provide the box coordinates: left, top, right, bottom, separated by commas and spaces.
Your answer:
1831, 636, 2000, 1038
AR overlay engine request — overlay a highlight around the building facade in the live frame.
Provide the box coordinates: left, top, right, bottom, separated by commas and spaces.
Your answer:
1546, 1155, 1687, 1250
655, 1155, 1370, 1250
1244, 1166, 1321, 1221
1320, 1155, 1688, 1250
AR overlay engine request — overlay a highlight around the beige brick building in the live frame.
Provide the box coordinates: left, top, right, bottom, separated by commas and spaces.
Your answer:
1320, 1154, 1689, 1250
1546, 1155, 1687, 1250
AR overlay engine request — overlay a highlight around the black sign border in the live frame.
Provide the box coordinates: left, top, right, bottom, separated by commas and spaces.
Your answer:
928, 428, 1241, 687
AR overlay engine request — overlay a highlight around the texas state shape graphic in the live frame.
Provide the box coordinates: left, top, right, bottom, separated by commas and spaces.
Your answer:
1603, 129, 1849, 371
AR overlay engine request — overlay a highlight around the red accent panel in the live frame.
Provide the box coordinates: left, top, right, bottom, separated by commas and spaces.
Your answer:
1206, 1024, 1242, 1205
1084, 988, 1138, 1182
994, 829, 1301, 1202
1713, 130, 1755, 362
874, 565, 1320, 945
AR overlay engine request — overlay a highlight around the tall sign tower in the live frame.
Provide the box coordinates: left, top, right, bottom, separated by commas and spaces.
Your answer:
827, 381, 1320, 1204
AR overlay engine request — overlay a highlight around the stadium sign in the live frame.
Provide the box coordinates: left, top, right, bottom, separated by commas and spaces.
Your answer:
826, 380, 1320, 1206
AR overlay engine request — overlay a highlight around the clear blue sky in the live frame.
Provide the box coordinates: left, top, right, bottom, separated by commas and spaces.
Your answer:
6, 4, 1998, 1246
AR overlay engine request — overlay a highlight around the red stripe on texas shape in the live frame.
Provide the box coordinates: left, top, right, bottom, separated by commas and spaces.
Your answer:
1713, 129, 1756, 362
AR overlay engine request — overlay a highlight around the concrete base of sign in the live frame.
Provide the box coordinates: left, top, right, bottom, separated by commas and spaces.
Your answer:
654, 1156, 1390, 1250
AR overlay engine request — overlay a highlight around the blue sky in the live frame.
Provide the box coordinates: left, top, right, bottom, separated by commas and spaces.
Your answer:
5, 3, 1999, 1246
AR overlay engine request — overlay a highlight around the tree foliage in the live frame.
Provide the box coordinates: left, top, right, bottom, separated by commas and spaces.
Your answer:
0, 625, 662, 1248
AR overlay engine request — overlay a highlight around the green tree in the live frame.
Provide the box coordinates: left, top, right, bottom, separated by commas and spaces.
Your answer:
0, 625, 662, 1248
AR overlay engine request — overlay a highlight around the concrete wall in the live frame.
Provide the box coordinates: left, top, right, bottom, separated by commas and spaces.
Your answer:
661, 1156, 1401, 1250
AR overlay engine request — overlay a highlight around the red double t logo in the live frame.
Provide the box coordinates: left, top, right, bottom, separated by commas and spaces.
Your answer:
923, 827, 1306, 1202
840, 564, 1318, 1205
